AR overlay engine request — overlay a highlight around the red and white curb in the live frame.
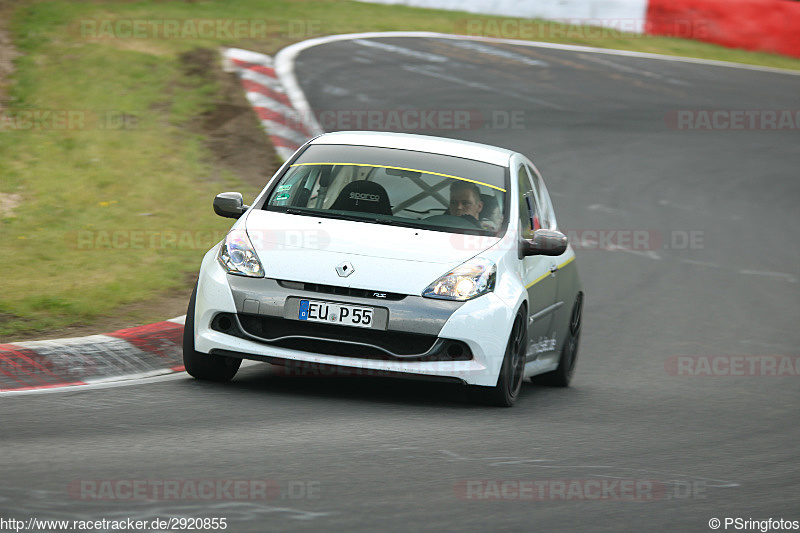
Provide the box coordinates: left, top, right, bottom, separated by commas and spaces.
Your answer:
0, 318, 186, 393
222, 48, 323, 161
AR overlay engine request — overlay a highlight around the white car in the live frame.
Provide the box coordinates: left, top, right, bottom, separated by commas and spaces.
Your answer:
184, 131, 582, 406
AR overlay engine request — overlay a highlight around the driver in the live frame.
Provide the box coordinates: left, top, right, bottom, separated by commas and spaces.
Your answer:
448, 181, 484, 225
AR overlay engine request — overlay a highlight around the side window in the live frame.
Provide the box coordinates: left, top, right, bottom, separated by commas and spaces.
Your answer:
524, 164, 556, 230
517, 166, 536, 239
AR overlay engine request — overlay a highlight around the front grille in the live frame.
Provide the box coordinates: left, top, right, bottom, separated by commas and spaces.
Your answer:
277, 280, 406, 301
211, 313, 471, 362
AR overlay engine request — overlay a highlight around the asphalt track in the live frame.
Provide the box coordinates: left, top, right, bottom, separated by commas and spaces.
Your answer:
3, 35, 799, 532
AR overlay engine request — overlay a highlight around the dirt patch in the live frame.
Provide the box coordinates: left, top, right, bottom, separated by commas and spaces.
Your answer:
180, 47, 283, 189
0, 192, 21, 217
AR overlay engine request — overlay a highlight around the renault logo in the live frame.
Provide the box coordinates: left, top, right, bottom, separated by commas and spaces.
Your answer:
336, 261, 354, 277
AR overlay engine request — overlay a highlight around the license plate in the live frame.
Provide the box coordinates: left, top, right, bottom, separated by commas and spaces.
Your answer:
298, 300, 374, 328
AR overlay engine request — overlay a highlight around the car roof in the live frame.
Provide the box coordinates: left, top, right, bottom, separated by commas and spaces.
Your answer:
308, 131, 515, 167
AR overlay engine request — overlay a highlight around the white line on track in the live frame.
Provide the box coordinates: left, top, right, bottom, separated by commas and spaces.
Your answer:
577, 53, 691, 86
678, 259, 798, 284
274, 30, 800, 144
657, 199, 742, 221
587, 203, 623, 214
680, 258, 722, 268
401, 63, 565, 110
738, 270, 798, 283
579, 238, 797, 283
445, 39, 549, 67
352, 38, 450, 62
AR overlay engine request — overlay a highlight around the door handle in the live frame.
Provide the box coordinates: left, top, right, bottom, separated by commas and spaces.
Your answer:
549, 262, 558, 274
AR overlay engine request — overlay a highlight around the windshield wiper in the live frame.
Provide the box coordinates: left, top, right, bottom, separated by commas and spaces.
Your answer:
379, 219, 426, 229
285, 208, 401, 227
284, 208, 362, 221
280, 207, 498, 236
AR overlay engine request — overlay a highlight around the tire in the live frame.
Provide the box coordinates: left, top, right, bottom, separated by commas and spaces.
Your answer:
532, 293, 582, 387
467, 306, 527, 407
183, 283, 242, 382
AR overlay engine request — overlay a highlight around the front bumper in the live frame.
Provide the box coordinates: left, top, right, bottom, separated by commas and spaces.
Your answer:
194, 249, 514, 386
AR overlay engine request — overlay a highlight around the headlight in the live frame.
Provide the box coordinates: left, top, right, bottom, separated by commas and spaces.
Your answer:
217, 229, 264, 277
422, 257, 496, 301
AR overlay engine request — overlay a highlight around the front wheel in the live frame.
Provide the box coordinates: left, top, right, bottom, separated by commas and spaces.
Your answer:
467, 306, 527, 407
183, 283, 241, 382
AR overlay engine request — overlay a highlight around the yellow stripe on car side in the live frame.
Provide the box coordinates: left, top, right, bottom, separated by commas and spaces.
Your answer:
524, 256, 575, 289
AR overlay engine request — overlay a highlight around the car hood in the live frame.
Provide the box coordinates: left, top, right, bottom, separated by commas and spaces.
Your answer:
243, 209, 500, 295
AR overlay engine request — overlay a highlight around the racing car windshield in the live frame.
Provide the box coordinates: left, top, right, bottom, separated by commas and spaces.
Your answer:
263, 144, 509, 236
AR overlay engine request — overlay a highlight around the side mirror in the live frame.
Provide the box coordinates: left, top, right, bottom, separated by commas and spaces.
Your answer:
213, 192, 249, 219
521, 229, 568, 257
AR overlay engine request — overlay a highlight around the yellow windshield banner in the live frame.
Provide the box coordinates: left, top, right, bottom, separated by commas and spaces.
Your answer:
289, 162, 506, 192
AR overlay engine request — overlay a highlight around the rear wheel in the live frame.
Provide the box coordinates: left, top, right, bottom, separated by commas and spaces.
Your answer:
532, 293, 582, 387
467, 306, 527, 407
183, 283, 241, 382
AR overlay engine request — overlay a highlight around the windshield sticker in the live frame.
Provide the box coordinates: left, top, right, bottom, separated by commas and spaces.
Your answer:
289, 162, 506, 192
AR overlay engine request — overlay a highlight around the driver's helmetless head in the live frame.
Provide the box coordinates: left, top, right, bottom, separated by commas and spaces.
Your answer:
449, 181, 484, 219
